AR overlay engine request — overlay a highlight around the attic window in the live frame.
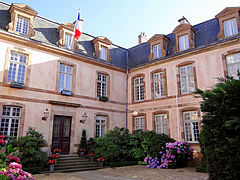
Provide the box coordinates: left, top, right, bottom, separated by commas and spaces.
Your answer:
179, 34, 189, 51
100, 46, 107, 60
64, 33, 73, 49
16, 16, 29, 35
153, 44, 161, 59
223, 18, 238, 37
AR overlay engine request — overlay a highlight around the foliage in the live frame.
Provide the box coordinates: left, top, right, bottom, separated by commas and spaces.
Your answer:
92, 127, 175, 162
78, 129, 88, 155
195, 75, 240, 180
144, 142, 193, 169
0, 162, 34, 180
8, 127, 48, 174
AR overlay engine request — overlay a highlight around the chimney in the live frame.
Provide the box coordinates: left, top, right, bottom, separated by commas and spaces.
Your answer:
138, 32, 148, 44
178, 16, 190, 24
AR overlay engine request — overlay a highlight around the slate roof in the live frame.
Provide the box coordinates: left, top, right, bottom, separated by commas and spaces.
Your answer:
0, 1, 239, 70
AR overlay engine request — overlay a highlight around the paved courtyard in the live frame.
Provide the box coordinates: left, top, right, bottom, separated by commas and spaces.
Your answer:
34, 165, 208, 180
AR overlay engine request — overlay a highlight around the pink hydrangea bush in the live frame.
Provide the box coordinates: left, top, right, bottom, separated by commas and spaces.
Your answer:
0, 162, 34, 180
144, 142, 194, 169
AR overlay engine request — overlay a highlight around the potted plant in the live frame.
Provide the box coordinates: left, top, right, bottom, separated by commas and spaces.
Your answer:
61, 89, 72, 96
48, 154, 59, 172
79, 148, 86, 157
99, 96, 108, 102
10, 81, 24, 89
88, 152, 95, 162
97, 157, 105, 167
53, 148, 61, 155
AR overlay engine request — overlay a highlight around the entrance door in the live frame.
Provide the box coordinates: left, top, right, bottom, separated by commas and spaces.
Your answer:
52, 115, 71, 154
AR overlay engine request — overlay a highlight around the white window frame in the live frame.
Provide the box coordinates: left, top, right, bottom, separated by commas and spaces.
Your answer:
100, 46, 107, 60
0, 106, 21, 138
179, 34, 189, 51
153, 72, 166, 98
134, 77, 144, 102
134, 116, 145, 131
96, 115, 106, 138
64, 33, 73, 49
155, 114, 168, 135
97, 73, 107, 97
7, 51, 28, 84
183, 111, 199, 143
58, 64, 72, 92
226, 53, 240, 79
16, 16, 29, 35
179, 65, 195, 94
153, 44, 161, 59
223, 18, 238, 37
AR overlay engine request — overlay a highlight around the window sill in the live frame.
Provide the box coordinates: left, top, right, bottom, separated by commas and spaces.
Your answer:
99, 96, 108, 102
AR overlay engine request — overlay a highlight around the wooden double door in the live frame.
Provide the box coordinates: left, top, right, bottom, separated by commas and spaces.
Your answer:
52, 115, 72, 154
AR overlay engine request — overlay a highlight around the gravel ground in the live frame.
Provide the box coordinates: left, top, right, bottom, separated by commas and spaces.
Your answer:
34, 165, 208, 180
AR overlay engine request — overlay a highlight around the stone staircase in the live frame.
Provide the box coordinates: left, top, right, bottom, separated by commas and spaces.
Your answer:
52, 154, 102, 173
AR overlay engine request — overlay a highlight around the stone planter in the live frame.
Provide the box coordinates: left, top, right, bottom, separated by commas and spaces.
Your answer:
90, 157, 94, 162
100, 161, 104, 167
50, 164, 54, 172
80, 152, 85, 157
10, 82, 24, 89
61, 89, 72, 96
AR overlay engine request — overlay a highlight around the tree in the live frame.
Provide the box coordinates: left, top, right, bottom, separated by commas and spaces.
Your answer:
195, 75, 240, 180
78, 129, 88, 155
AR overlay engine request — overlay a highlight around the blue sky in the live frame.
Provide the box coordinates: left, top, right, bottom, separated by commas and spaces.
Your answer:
2, 0, 240, 48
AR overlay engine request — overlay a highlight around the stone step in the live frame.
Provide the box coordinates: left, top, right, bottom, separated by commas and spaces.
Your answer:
57, 158, 89, 162
56, 161, 99, 166
55, 164, 100, 170
54, 166, 102, 173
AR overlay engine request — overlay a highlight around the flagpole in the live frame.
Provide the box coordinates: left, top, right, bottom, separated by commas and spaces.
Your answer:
69, 9, 80, 50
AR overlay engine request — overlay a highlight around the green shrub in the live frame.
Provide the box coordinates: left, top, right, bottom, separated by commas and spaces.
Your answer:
9, 127, 48, 174
78, 129, 88, 155
195, 75, 240, 180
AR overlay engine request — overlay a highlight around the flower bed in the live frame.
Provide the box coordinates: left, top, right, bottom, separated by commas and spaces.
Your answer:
144, 142, 193, 169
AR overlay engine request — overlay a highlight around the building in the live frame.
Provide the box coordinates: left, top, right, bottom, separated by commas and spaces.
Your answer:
0, 1, 239, 156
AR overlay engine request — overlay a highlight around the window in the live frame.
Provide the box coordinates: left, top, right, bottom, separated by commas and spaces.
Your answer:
16, 16, 29, 35
7, 51, 28, 84
96, 116, 106, 138
58, 64, 72, 91
97, 73, 107, 97
153, 44, 161, 59
134, 116, 145, 131
100, 46, 107, 60
179, 65, 195, 94
153, 72, 166, 98
0, 106, 21, 138
179, 34, 189, 51
155, 114, 168, 135
64, 33, 73, 49
134, 77, 144, 101
223, 18, 238, 37
226, 53, 240, 79
183, 111, 199, 143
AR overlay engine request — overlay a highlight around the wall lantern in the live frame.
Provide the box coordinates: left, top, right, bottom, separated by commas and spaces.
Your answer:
42, 108, 50, 121
133, 111, 138, 116
80, 112, 88, 123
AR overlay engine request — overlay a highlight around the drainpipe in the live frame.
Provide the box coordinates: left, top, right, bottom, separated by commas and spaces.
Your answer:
176, 78, 180, 141
125, 52, 129, 129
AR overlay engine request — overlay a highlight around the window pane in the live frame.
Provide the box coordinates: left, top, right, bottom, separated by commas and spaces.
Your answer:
100, 46, 107, 60
64, 33, 73, 49
16, 16, 29, 35
179, 65, 195, 94
179, 35, 189, 51
183, 111, 199, 143
226, 53, 240, 79
134, 77, 144, 101
96, 116, 106, 138
223, 18, 238, 37
155, 114, 168, 135
134, 116, 145, 131
97, 73, 107, 97
153, 72, 165, 98
153, 44, 161, 59
58, 64, 73, 91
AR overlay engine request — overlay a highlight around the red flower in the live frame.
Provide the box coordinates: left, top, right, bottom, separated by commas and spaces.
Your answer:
97, 157, 105, 162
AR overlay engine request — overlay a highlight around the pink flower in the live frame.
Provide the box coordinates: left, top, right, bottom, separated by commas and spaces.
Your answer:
0, 135, 4, 139
1, 148, 5, 152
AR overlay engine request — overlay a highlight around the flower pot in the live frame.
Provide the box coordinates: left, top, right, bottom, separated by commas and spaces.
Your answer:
56, 153, 60, 155
80, 152, 85, 157
100, 161, 104, 167
61, 89, 72, 96
10, 82, 24, 89
90, 157, 94, 162
50, 164, 54, 172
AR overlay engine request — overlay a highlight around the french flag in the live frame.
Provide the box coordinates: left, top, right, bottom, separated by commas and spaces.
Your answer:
74, 11, 82, 40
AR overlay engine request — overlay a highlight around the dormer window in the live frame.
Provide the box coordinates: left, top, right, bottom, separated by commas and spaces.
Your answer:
179, 34, 189, 51
223, 18, 238, 37
173, 17, 195, 53
216, 7, 240, 40
64, 33, 73, 49
148, 34, 168, 60
7, 4, 37, 37
100, 46, 107, 60
93, 37, 112, 61
153, 44, 161, 59
16, 16, 29, 35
